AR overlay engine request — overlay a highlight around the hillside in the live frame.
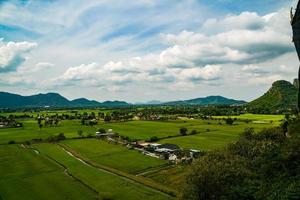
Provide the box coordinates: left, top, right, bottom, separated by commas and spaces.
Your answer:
0, 92, 129, 108
247, 80, 297, 111
165, 96, 246, 106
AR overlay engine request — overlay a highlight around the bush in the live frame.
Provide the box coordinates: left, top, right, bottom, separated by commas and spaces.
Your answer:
47, 133, 66, 142
225, 117, 234, 125
8, 140, 15, 144
98, 128, 106, 133
182, 120, 300, 200
180, 127, 188, 136
148, 136, 159, 142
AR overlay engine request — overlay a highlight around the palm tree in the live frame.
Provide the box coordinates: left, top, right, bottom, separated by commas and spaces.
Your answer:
291, 0, 300, 112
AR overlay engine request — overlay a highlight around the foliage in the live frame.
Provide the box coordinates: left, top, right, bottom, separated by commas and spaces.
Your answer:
47, 133, 66, 142
225, 118, 234, 125
98, 128, 106, 133
180, 127, 188, 136
182, 119, 300, 200
247, 80, 297, 113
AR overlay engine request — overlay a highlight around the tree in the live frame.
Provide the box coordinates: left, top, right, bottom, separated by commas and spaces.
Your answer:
77, 130, 83, 138
180, 127, 188, 136
149, 136, 159, 142
104, 115, 112, 123
182, 122, 300, 200
37, 117, 43, 129
190, 130, 198, 135
225, 117, 234, 125
98, 128, 106, 133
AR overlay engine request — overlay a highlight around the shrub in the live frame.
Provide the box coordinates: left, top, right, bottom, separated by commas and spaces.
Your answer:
148, 136, 159, 142
180, 127, 188, 136
98, 128, 106, 133
225, 117, 234, 125
182, 121, 300, 200
8, 140, 15, 144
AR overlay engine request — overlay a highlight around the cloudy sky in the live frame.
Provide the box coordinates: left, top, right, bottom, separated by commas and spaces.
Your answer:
0, 0, 299, 102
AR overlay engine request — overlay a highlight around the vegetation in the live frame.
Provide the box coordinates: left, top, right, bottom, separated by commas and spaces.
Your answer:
0, 145, 96, 200
62, 139, 168, 174
181, 118, 300, 200
247, 80, 297, 113
0, 106, 293, 200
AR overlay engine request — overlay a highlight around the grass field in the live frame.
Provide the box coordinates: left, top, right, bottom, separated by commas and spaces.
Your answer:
33, 143, 173, 200
212, 114, 284, 122
0, 112, 285, 199
0, 145, 96, 200
62, 139, 168, 174
0, 120, 97, 144
0, 114, 283, 149
159, 120, 277, 150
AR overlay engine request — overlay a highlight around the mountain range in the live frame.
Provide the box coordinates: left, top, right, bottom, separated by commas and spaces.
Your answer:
164, 96, 246, 106
0, 92, 246, 108
0, 92, 129, 108
1, 80, 297, 109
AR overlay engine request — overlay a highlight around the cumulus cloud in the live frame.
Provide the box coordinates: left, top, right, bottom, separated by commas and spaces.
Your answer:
0, 38, 37, 72
160, 10, 292, 68
51, 9, 293, 92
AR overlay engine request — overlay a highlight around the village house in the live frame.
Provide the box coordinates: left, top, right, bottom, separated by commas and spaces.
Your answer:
96, 128, 115, 139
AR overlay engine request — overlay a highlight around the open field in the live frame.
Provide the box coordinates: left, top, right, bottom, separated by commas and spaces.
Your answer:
159, 121, 277, 150
62, 139, 168, 174
0, 120, 97, 144
0, 114, 283, 149
212, 114, 284, 122
0, 145, 96, 200
33, 143, 173, 200
0, 112, 286, 199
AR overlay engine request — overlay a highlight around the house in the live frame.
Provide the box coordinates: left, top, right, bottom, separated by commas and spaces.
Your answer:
95, 132, 109, 138
155, 143, 180, 152
168, 154, 178, 161
96, 129, 115, 139
149, 143, 161, 149
190, 149, 200, 157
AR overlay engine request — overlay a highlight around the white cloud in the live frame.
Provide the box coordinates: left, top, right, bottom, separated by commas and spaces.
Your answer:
50, 9, 293, 93
0, 38, 37, 72
160, 10, 292, 68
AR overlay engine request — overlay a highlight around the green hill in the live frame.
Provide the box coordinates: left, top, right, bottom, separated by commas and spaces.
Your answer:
165, 96, 246, 106
248, 80, 297, 112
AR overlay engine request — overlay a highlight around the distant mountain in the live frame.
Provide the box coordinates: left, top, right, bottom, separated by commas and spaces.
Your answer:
165, 96, 246, 106
71, 98, 101, 107
247, 80, 297, 111
135, 100, 164, 105
0, 92, 71, 108
0, 92, 129, 108
146, 100, 164, 105
101, 101, 129, 107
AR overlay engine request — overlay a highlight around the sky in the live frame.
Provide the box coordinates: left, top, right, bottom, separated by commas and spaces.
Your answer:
0, 0, 299, 103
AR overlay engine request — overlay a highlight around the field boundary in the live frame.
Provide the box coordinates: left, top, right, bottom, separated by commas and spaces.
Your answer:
59, 143, 178, 197
25, 145, 99, 198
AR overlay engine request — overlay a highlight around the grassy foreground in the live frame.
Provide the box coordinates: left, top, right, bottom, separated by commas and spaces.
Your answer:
0, 145, 96, 200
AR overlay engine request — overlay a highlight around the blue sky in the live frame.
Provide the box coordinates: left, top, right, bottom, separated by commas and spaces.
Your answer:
0, 0, 298, 102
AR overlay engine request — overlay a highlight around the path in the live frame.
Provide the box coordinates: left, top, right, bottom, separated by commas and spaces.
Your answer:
58, 143, 177, 198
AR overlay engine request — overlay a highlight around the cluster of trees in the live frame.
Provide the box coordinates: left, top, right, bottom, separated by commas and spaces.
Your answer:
182, 118, 300, 200
37, 116, 60, 129
0, 115, 23, 128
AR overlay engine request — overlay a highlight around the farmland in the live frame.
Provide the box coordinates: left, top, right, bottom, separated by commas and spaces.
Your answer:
0, 145, 96, 200
0, 110, 285, 200
62, 139, 168, 174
